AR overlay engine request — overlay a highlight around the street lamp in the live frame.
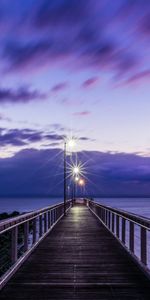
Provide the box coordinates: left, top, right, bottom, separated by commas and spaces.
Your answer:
64, 138, 75, 216
72, 166, 80, 202
79, 178, 85, 197
79, 178, 85, 186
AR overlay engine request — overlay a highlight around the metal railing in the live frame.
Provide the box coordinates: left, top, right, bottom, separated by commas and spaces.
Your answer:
88, 200, 150, 276
0, 200, 72, 289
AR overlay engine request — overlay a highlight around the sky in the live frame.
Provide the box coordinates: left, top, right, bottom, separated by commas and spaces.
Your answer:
0, 0, 150, 197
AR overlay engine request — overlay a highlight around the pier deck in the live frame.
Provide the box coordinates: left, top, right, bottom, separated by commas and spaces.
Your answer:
0, 205, 150, 299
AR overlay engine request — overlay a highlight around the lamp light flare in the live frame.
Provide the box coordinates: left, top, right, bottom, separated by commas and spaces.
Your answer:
67, 138, 76, 149
79, 178, 85, 186
73, 166, 80, 175
75, 176, 79, 182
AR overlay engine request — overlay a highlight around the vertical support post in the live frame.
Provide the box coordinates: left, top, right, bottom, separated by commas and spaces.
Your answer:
33, 218, 37, 244
112, 213, 115, 233
11, 226, 18, 264
106, 210, 108, 226
48, 211, 51, 229
99, 207, 102, 220
39, 215, 43, 237
51, 210, 53, 226
141, 227, 147, 265
102, 208, 105, 222
44, 213, 47, 233
116, 215, 119, 238
24, 221, 29, 252
108, 211, 111, 229
129, 222, 134, 253
122, 218, 126, 244
54, 209, 56, 223
64, 141, 67, 216
104, 209, 107, 224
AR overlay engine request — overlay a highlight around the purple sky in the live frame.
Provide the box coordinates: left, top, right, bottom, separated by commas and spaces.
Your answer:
0, 1, 150, 196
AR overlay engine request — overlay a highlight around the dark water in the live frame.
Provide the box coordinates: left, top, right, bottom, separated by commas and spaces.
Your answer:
0, 197, 62, 213
96, 198, 150, 218
0, 197, 150, 218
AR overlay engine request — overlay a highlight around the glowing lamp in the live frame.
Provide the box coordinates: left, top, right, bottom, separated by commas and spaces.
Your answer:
73, 166, 80, 175
79, 178, 85, 186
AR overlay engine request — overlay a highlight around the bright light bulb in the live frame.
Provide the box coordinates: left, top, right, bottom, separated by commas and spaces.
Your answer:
73, 166, 80, 174
67, 138, 75, 148
79, 178, 85, 186
75, 176, 79, 182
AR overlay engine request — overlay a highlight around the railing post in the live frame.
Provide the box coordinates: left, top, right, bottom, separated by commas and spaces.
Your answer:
99, 207, 102, 219
11, 226, 18, 264
103, 208, 104, 222
105, 209, 107, 225
116, 215, 119, 238
108, 211, 111, 229
54, 209, 56, 223
141, 227, 147, 265
48, 211, 51, 229
51, 210, 53, 226
39, 215, 43, 237
122, 218, 126, 244
44, 213, 47, 233
129, 222, 134, 253
112, 213, 115, 233
33, 218, 37, 244
24, 221, 29, 252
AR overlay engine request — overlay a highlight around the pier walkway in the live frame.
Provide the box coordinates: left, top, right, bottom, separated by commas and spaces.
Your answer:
0, 202, 150, 299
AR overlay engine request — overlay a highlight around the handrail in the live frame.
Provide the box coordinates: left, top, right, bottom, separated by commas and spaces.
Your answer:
0, 202, 68, 234
88, 200, 150, 276
89, 202, 150, 229
0, 200, 72, 289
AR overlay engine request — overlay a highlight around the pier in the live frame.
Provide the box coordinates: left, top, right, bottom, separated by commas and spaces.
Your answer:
0, 199, 150, 299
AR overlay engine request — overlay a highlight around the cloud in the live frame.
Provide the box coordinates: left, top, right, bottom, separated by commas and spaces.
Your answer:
0, 113, 12, 122
0, 1, 148, 84
34, 0, 87, 28
0, 149, 150, 197
0, 128, 64, 147
0, 86, 46, 104
82, 77, 99, 88
73, 111, 91, 117
51, 82, 68, 92
0, 1, 148, 81
117, 69, 150, 87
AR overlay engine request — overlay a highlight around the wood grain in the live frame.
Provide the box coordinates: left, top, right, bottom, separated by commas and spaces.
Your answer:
0, 205, 149, 299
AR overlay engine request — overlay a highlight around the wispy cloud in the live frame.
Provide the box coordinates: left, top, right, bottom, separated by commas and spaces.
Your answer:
0, 86, 46, 104
0, 113, 12, 122
0, 1, 149, 82
51, 82, 69, 92
82, 77, 99, 88
73, 111, 91, 117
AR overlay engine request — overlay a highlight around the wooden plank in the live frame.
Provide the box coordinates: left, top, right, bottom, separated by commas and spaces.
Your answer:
11, 227, 18, 264
1, 205, 150, 300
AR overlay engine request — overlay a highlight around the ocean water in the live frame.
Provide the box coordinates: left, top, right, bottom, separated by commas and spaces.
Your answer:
96, 198, 150, 218
0, 197, 150, 218
0, 197, 62, 213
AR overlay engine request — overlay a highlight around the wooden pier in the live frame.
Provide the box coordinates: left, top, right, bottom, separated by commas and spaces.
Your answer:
0, 201, 150, 299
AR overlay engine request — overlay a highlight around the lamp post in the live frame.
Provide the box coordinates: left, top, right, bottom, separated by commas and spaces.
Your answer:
72, 166, 80, 203
64, 141, 67, 216
64, 138, 75, 216
79, 178, 85, 197
74, 175, 79, 201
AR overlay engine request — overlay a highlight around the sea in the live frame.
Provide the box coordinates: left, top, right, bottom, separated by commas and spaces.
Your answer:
0, 197, 150, 218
